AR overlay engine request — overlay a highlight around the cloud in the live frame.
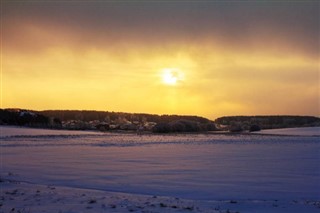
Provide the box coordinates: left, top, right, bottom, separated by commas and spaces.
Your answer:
3, 1, 319, 58
2, 1, 319, 117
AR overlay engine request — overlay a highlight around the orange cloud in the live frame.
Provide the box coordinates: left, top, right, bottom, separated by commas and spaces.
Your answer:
2, 1, 319, 118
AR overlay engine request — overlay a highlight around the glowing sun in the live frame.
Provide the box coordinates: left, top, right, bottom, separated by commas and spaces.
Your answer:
162, 68, 184, 85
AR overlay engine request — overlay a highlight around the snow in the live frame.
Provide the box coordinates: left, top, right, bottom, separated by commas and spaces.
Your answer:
0, 126, 102, 137
1, 126, 320, 212
255, 126, 320, 136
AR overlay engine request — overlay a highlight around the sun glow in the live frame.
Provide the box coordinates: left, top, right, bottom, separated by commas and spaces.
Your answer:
162, 68, 184, 86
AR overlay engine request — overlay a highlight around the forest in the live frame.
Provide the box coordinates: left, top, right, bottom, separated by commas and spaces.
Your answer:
0, 109, 213, 132
40, 110, 211, 124
1, 109, 319, 132
215, 115, 320, 131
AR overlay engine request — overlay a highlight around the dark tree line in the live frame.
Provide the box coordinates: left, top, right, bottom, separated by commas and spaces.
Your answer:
215, 115, 320, 130
40, 110, 212, 124
153, 119, 217, 133
3, 109, 318, 132
0, 109, 61, 127
0, 109, 214, 132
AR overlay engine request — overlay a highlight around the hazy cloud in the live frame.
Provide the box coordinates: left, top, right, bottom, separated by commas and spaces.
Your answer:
3, 1, 319, 57
2, 1, 319, 117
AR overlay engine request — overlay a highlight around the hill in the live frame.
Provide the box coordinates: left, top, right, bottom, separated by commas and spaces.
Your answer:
1, 109, 319, 133
40, 110, 211, 124
0, 109, 214, 132
215, 115, 320, 131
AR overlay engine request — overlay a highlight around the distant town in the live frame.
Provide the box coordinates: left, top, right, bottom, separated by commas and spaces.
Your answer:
1, 108, 319, 133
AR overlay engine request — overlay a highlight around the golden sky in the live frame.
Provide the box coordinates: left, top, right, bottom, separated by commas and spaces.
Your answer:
1, 1, 319, 119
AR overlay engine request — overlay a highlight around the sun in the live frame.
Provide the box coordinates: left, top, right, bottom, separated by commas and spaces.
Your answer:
161, 68, 184, 86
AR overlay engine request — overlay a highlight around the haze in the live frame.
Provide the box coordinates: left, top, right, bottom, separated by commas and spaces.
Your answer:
1, 1, 319, 119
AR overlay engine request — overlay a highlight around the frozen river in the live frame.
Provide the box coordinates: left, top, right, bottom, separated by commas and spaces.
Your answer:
1, 126, 319, 201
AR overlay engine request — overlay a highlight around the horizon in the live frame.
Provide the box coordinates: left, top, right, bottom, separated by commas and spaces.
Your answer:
2, 1, 319, 119
2, 107, 319, 121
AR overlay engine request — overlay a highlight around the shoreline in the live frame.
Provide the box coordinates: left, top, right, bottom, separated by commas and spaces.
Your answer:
1, 125, 320, 138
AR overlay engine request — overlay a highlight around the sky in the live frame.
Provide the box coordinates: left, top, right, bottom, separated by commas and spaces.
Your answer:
1, 1, 319, 119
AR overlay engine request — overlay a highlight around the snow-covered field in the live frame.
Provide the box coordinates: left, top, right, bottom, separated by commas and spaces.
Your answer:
0, 125, 103, 137
1, 126, 319, 212
256, 126, 320, 136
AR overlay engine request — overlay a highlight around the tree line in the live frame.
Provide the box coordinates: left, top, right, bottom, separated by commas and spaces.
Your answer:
215, 115, 320, 130
40, 110, 211, 124
0, 109, 61, 128
0, 109, 214, 132
1, 109, 319, 132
